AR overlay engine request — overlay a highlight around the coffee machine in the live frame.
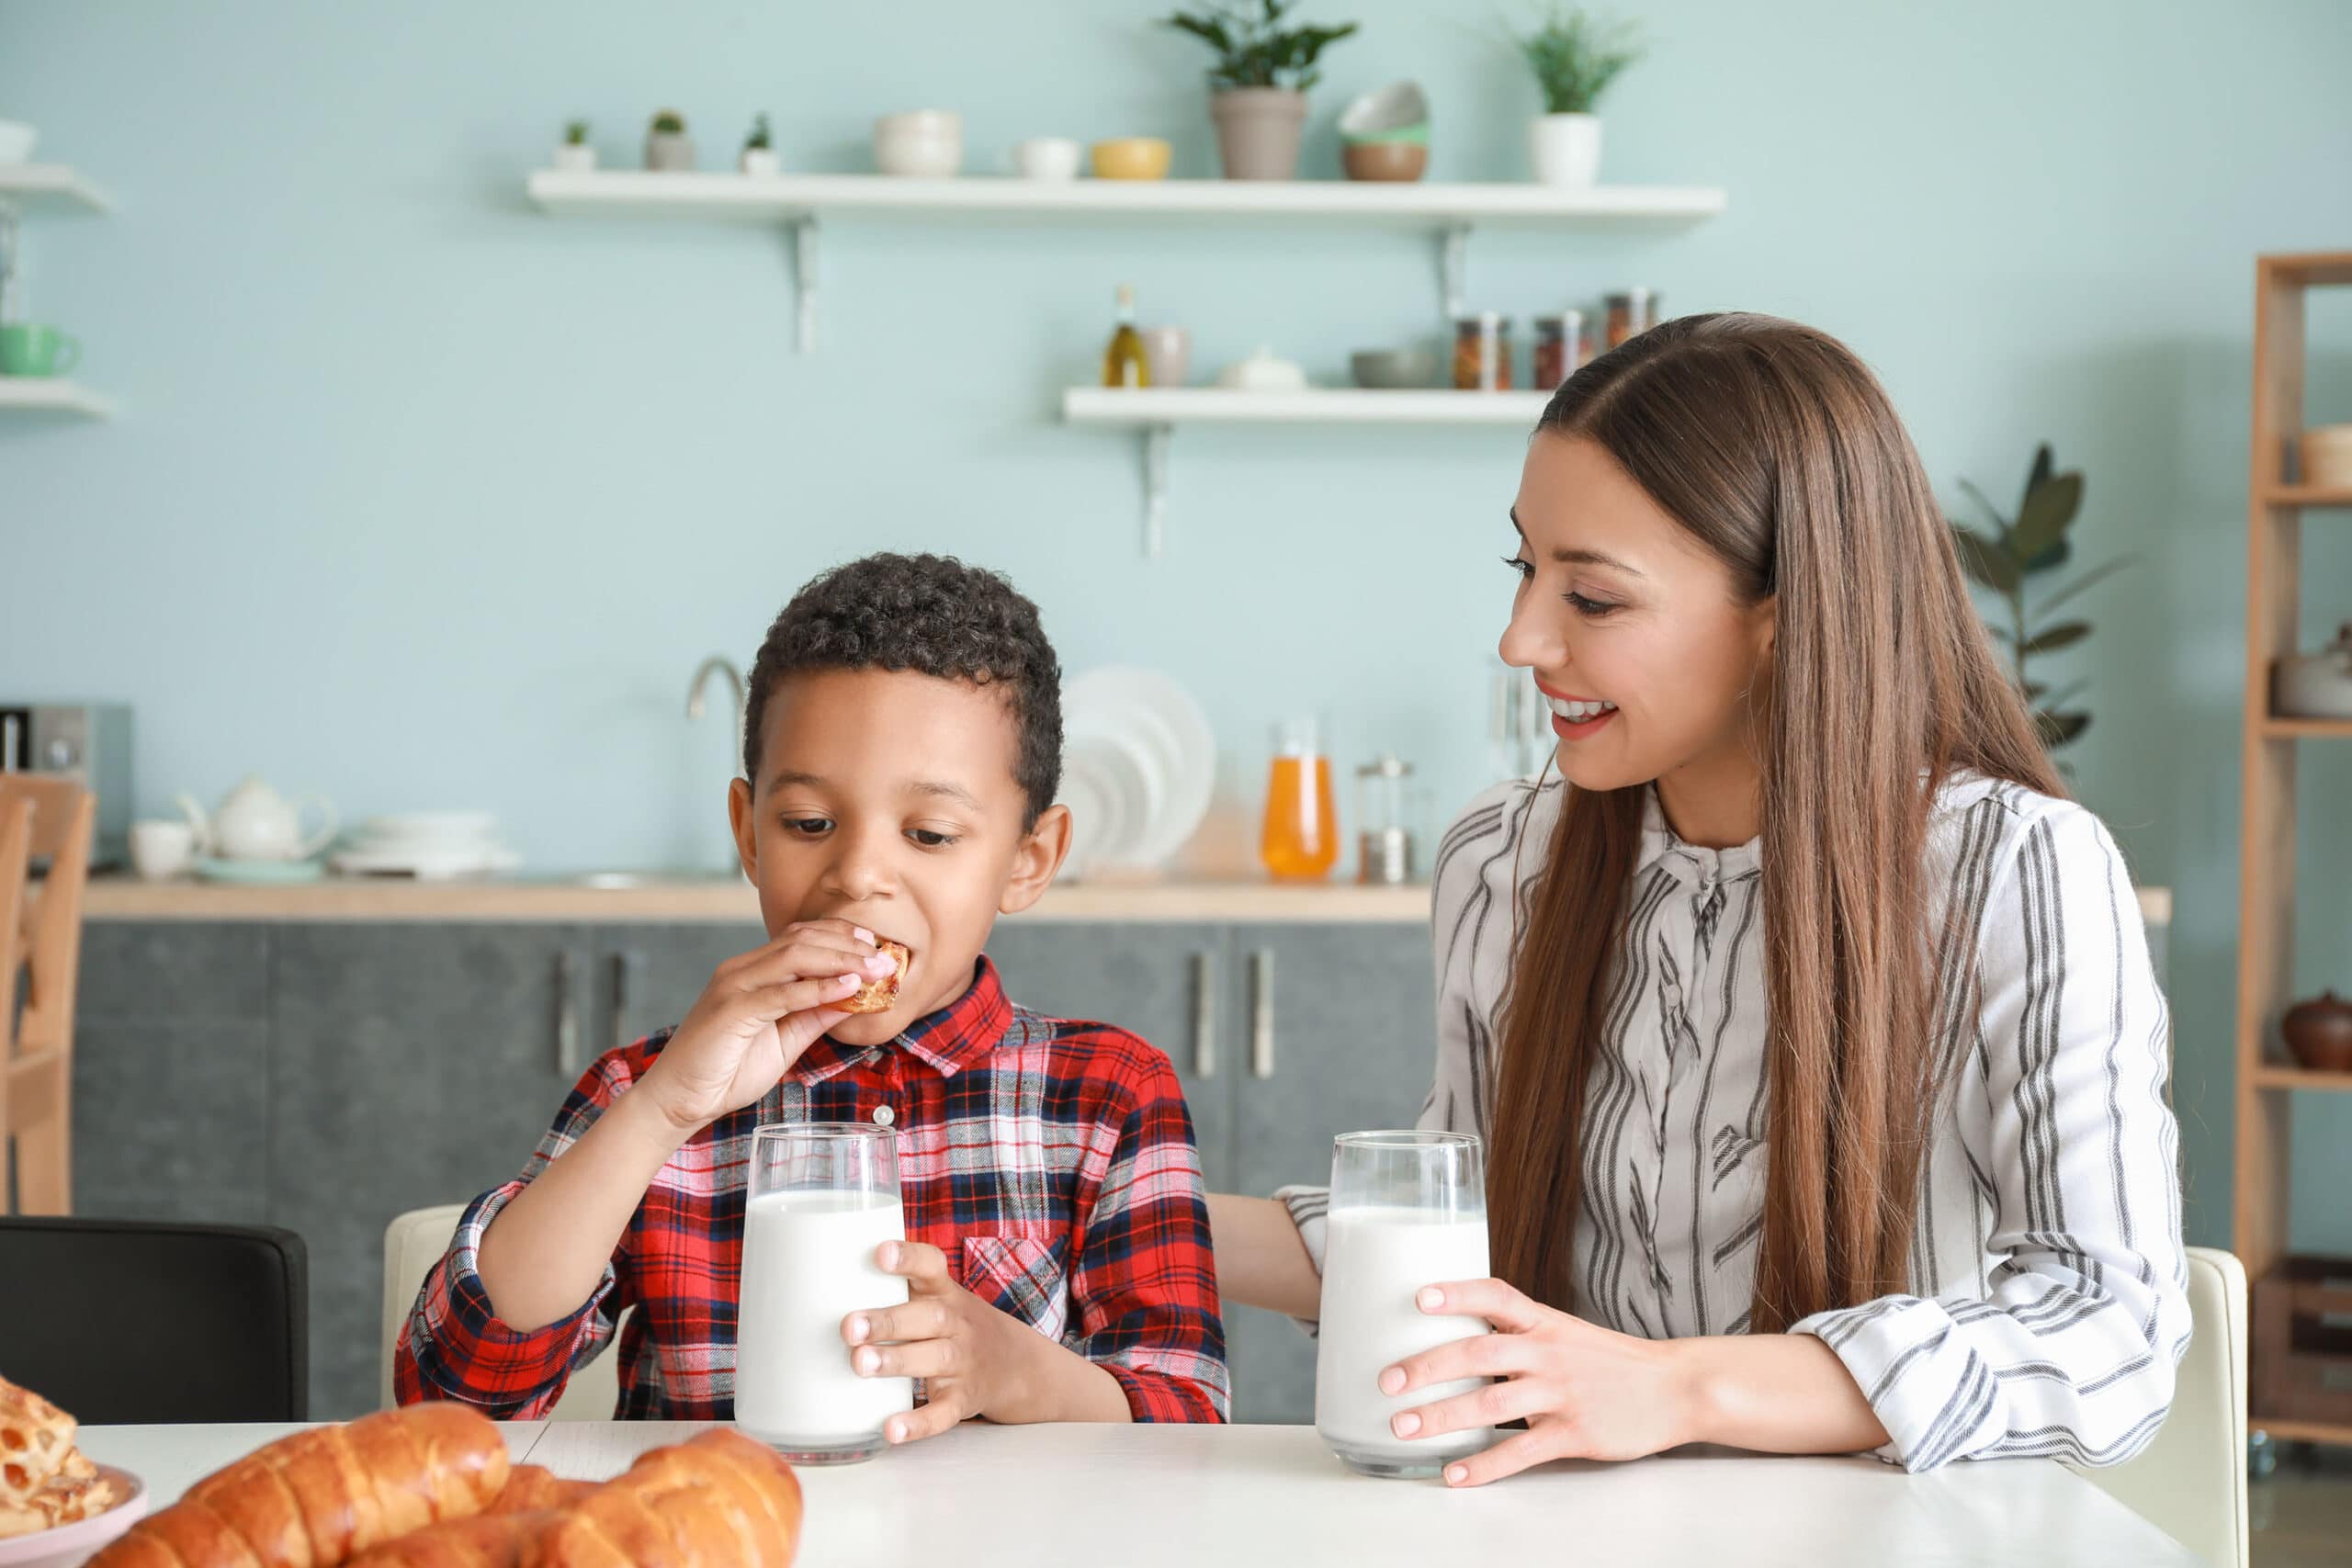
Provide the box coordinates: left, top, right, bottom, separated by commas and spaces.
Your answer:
0, 703, 131, 869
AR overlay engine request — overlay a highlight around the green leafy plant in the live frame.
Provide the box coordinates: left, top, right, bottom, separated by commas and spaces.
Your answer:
650, 109, 686, 135
744, 113, 772, 152
1162, 0, 1359, 93
1511, 6, 1643, 115
1949, 443, 2132, 751
563, 119, 589, 146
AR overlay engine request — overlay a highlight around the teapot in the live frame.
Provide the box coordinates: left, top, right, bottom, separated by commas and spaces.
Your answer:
2272, 623, 2352, 719
176, 775, 339, 863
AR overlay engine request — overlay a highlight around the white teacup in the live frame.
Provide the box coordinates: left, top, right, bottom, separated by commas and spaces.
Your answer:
1015, 137, 1082, 181
129, 819, 198, 882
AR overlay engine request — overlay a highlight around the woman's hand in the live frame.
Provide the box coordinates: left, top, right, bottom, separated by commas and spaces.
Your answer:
1382, 1278, 1700, 1486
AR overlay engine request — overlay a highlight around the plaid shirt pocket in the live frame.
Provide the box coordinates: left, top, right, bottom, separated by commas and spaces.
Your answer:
955, 1235, 1070, 1344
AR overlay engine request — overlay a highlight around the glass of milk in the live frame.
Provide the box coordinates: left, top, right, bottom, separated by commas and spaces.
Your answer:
1314, 1129, 1496, 1479
734, 1122, 914, 1464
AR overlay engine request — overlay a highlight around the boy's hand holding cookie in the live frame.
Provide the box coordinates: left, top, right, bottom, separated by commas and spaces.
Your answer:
844, 1240, 1111, 1441
639, 919, 899, 1136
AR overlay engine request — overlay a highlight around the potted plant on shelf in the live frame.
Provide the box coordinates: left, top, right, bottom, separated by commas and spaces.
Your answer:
1510, 6, 1641, 186
1948, 443, 2132, 758
554, 118, 595, 173
1162, 0, 1358, 181
645, 108, 695, 172
740, 113, 779, 176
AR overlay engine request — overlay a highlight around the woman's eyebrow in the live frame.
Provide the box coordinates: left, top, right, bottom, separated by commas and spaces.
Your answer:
1506, 508, 1645, 577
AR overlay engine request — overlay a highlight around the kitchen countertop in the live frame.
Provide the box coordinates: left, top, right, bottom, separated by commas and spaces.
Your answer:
74, 1419, 2200, 1567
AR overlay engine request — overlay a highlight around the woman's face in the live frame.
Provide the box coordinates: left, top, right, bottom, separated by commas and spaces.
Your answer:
1498, 433, 1775, 801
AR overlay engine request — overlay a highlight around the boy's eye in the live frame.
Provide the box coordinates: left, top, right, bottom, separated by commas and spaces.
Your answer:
780, 817, 833, 836
906, 828, 958, 849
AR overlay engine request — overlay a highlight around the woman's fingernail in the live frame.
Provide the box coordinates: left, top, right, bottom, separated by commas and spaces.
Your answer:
856, 1348, 879, 1375
846, 1315, 868, 1343
1445, 1465, 1467, 1486
1392, 1412, 1421, 1438
1418, 1287, 1444, 1311
1379, 1367, 1406, 1396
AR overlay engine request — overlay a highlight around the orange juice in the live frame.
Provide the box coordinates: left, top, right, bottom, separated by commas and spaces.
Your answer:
1261, 753, 1339, 881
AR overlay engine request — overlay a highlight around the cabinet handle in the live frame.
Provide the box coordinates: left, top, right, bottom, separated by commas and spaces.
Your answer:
1249, 947, 1274, 1080
1190, 949, 1216, 1080
610, 950, 639, 1055
554, 950, 581, 1077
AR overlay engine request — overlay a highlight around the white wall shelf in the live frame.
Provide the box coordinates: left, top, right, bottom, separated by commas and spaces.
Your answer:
525, 170, 1725, 348
0, 380, 114, 417
0, 164, 112, 214
1063, 387, 1553, 554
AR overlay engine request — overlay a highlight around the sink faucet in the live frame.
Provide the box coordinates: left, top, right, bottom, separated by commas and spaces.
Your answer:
686, 655, 747, 756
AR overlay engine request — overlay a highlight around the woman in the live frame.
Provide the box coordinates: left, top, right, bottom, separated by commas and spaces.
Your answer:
1211, 313, 2187, 1487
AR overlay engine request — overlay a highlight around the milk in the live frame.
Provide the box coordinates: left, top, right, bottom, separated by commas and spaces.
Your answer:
1315, 1205, 1496, 1472
735, 1189, 913, 1455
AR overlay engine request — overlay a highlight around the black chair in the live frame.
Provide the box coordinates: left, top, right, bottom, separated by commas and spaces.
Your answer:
0, 1216, 308, 1422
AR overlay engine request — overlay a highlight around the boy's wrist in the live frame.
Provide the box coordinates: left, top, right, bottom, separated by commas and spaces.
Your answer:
608, 1083, 698, 1164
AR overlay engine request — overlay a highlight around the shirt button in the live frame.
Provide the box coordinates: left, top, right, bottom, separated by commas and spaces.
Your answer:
872, 1104, 896, 1128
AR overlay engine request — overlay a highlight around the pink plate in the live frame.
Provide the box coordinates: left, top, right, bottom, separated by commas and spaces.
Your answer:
0, 1467, 148, 1568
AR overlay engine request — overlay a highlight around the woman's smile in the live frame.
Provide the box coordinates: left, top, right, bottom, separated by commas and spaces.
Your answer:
1533, 676, 1619, 739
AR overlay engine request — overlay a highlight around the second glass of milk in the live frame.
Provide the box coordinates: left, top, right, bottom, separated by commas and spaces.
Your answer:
1314, 1129, 1497, 1479
735, 1122, 914, 1464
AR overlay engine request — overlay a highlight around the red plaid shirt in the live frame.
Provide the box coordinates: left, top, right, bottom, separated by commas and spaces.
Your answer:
394, 957, 1227, 1424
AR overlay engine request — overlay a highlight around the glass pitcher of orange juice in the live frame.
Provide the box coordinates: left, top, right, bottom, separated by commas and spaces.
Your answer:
1261, 716, 1339, 882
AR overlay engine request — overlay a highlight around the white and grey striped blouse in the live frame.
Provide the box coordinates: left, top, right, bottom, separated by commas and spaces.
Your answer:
1279, 771, 2189, 1472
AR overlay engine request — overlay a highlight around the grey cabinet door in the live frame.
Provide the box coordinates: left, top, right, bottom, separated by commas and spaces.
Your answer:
1225, 922, 1439, 1424
981, 922, 1230, 1188
591, 923, 767, 1060
269, 923, 590, 1418
72, 922, 273, 1224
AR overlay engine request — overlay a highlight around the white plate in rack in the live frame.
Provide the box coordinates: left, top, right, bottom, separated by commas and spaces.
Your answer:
1061, 668, 1215, 873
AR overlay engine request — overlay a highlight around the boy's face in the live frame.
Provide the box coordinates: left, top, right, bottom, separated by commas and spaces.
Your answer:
728, 668, 1069, 1049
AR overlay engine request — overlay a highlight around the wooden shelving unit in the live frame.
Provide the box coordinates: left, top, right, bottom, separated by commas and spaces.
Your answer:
2235, 249, 2352, 1450
0, 163, 114, 416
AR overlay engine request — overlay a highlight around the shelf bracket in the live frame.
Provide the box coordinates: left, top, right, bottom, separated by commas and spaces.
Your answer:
1439, 221, 1472, 321
787, 215, 819, 352
0, 205, 19, 321
1140, 423, 1171, 558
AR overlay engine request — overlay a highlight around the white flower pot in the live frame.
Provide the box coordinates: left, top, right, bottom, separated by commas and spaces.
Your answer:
552, 143, 596, 173
740, 148, 780, 177
645, 131, 695, 172
1529, 112, 1602, 186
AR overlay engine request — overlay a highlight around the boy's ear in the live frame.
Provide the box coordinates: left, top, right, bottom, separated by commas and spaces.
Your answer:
1001, 804, 1072, 915
727, 777, 760, 881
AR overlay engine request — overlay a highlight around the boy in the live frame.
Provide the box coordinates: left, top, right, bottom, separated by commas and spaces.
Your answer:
395, 554, 1227, 1435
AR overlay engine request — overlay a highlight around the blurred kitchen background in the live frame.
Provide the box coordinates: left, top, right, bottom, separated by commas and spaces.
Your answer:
6, 0, 2352, 1548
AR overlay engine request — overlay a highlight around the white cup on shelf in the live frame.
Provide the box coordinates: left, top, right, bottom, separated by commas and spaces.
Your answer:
128, 819, 198, 881
1014, 137, 1082, 181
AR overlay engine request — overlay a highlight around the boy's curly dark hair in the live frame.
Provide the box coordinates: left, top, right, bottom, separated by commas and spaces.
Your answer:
743, 553, 1063, 827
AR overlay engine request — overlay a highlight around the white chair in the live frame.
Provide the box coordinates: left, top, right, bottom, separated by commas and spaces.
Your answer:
380, 1203, 624, 1421
2074, 1246, 2248, 1568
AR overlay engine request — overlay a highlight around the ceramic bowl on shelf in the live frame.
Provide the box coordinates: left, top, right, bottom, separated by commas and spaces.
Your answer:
2283, 991, 2352, 1073
1338, 82, 1430, 145
1350, 347, 1437, 389
1341, 141, 1427, 182
874, 109, 963, 176
1091, 138, 1171, 181
1216, 346, 1308, 391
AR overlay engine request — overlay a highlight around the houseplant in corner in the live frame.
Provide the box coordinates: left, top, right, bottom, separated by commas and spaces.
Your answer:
1162, 0, 1358, 180
740, 113, 779, 177
1511, 6, 1641, 186
1948, 443, 2132, 756
645, 108, 695, 172
554, 119, 594, 173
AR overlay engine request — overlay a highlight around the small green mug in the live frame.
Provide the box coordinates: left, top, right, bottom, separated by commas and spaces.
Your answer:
0, 323, 82, 378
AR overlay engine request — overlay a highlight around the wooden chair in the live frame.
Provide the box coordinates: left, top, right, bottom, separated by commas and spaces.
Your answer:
1, 775, 95, 1215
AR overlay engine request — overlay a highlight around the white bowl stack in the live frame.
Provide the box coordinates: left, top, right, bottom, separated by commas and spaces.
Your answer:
330, 812, 521, 880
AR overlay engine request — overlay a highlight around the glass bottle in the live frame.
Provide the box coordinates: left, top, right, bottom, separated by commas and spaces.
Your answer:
1102, 284, 1150, 389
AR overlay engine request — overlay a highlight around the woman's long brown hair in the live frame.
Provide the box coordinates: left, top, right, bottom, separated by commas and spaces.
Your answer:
1486, 313, 2064, 1332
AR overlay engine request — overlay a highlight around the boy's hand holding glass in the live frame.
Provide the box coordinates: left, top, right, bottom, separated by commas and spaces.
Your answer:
639, 919, 899, 1135
842, 1240, 1058, 1444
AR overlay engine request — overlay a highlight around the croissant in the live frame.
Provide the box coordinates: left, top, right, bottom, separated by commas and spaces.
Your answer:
92, 1405, 510, 1568
345, 1511, 558, 1568
531, 1429, 803, 1568
484, 1468, 596, 1516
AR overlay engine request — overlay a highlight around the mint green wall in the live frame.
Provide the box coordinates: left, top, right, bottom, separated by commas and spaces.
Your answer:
6, 0, 2351, 1252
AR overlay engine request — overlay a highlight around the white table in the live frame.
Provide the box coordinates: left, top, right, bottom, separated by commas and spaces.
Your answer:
78, 1420, 2202, 1567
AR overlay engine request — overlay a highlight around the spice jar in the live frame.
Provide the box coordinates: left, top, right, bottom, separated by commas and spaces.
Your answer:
1533, 310, 1586, 389
1604, 288, 1658, 351
1452, 313, 1513, 391
1355, 755, 1418, 886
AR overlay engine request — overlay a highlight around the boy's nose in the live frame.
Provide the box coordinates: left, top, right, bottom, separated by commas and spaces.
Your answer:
820, 831, 896, 901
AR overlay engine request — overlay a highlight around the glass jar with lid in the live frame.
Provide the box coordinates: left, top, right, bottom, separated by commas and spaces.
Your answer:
1452, 313, 1513, 391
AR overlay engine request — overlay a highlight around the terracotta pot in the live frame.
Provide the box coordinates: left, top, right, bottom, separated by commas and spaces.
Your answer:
1211, 88, 1307, 180
2283, 990, 2352, 1073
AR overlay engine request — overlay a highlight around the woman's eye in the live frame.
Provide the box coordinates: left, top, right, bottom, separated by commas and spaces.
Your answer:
780, 817, 832, 836
907, 828, 958, 849
1500, 554, 1534, 581
1565, 592, 1623, 617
